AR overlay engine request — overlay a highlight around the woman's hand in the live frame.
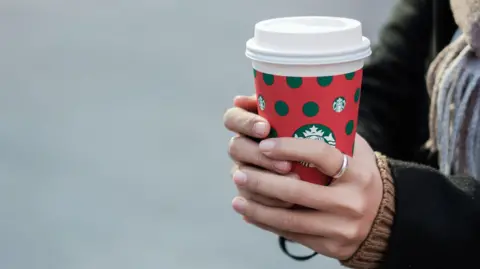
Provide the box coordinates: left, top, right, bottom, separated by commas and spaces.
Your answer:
230, 134, 383, 260
224, 95, 294, 208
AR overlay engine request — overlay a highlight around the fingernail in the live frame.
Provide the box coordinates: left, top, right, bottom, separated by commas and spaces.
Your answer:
232, 197, 246, 214
259, 139, 275, 152
274, 161, 290, 171
253, 122, 267, 136
233, 170, 247, 185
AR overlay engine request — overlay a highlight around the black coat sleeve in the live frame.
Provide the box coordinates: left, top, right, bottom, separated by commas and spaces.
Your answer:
382, 159, 480, 269
358, 0, 433, 161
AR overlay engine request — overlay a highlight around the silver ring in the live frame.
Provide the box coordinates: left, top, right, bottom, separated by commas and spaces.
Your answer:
333, 154, 348, 179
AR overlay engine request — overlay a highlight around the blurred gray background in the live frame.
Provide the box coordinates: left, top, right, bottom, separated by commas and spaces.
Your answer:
0, 0, 395, 268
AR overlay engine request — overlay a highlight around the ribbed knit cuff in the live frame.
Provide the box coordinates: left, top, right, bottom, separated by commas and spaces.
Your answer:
341, 152, 395, 268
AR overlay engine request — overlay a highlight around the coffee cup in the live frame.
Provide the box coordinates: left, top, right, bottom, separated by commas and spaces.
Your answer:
246, 16, 371, 185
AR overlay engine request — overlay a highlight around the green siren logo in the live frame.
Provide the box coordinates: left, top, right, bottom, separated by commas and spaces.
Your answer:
258, 95, 266, 111
333, 97, 346, 113
293, 124, 336, 167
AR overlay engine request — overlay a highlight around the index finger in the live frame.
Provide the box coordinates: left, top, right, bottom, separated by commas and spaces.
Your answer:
223, 107, 270, 138
235, 166, 340, 211
234, 95, 257, 112
259, 137, 345, 177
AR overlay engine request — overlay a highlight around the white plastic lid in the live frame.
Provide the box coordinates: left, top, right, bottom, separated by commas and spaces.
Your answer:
246, 16, 371, 65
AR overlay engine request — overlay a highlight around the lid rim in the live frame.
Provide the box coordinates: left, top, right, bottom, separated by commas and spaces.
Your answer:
245, 49, 372, 65
245, 37, 372, 65
247, 38, 370, 56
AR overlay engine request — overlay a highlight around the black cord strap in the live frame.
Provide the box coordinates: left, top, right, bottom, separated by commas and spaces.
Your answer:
278, 236, 317, 261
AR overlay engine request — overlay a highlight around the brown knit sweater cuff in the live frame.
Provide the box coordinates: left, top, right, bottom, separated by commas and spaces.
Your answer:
341, 152, 396, 268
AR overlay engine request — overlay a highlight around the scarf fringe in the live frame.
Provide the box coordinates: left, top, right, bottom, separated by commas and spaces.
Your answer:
426, 36, 467, 151
427, 35, 480, 178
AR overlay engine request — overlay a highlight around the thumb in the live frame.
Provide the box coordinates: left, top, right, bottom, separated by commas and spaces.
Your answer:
234, 94, 257, 112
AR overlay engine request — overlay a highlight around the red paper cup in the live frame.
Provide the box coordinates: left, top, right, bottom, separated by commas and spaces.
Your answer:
246, 17, 371, 185
254, 69, 362, 185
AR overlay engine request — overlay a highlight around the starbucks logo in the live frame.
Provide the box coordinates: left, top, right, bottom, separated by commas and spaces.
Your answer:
333, 97, 346, 113
258, 95, 266, 111
293, 124, 336, 167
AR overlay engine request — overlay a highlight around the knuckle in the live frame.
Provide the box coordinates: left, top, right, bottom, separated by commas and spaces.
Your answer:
223, 108, 235, 129
280, 213, 298, 231
325, 242, 352, 260
273, 138, 291, 156
243, 114, 261, 131
224, 107, 263, 135
284, 180, 304, 203
338, 192, 367, 218
310, 139, 329, 156
325, 242, 343, 257
267, 161, 282, 174
230, 136, 271, 168
317, 139, 330, 150
349, 200, 367, 218
251, 194, 285, 207
251, 149, 269, 167
238, 189, 252, 199
227, 136, 239, 157
339, 225, 361, 242
283, 183, 297, 201
356, 169, 374, 186
244, 201, 257, 219
237, 163, 247, 171
247, 172, 261, 192
230, 164, 239, 178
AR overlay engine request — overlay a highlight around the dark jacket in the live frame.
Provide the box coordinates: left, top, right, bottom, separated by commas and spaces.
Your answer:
363, 1, 480, 268
282, 0, 480, 268
358, 0, 456, 163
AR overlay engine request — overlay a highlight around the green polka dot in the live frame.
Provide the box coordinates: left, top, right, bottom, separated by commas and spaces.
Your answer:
345, 120, 355, 135
354, 88, 361, 103
317, 76, 333, 87
263, 73, 274, 86
253, 69, 257, 78
302, 102, 319, 117
268, 127, 278, 138
286, 77, 302, 88
345, 72, 355, 80
275, 101, 289, 116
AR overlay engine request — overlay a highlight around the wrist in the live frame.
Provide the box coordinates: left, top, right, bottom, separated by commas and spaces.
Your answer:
341, 152, 395, 268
